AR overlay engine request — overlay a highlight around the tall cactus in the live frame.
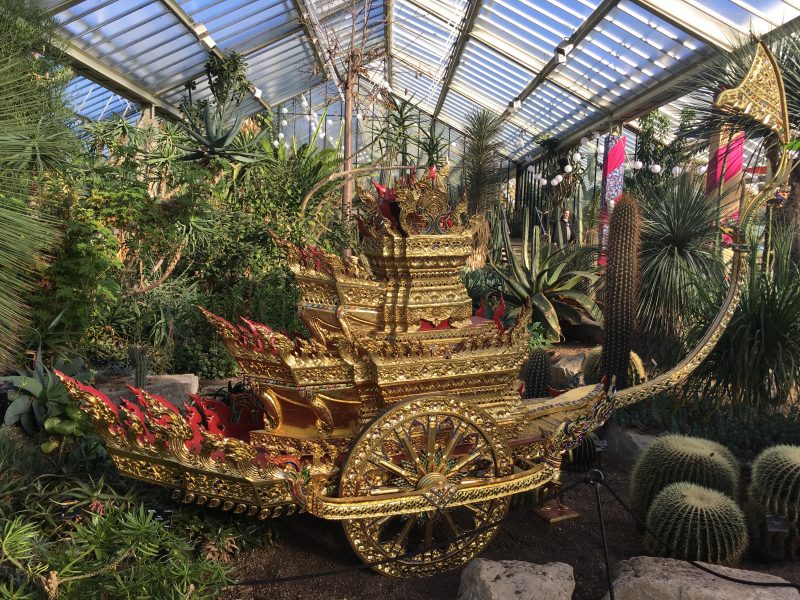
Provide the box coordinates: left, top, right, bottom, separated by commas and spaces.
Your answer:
127, 345, 151, 389
602, 194, 641, 389
524, 347, 550, 399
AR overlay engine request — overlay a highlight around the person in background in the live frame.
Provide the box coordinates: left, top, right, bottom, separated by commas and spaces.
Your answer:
553, 207, 576, 247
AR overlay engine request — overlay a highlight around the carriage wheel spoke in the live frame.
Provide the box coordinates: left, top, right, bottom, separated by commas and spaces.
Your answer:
447, 443, 488, 475
370, 455, 416, 483
441, 420, 465, 464
392, 515, 417, 553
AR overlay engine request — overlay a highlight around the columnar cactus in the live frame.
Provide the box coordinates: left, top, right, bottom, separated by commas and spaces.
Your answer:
127, 345, 151, 389
630, 434, 739, 518
524, 348, 550, 399
582, 346, 646, 386
645, 482, 748, 565
602, 194, 641, 389
747, 445, 800, 560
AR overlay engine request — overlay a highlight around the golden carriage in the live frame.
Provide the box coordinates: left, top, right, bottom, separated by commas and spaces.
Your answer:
58, 43, 790, 577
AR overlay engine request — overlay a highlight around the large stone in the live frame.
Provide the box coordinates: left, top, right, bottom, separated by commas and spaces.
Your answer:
550, 353, 586, 389
96, 374, 199, 408
457, 559, 575, 600
604, 556, 800, 600
600, 420, 657, 468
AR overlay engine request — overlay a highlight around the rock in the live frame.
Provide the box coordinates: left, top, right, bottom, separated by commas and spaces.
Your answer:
561, 317, 603, 344
604, 556, 800, 600
96, 374, 199, 408
457, 559, 575, 600
601, 420, 657, 468
550, 353, 585, 389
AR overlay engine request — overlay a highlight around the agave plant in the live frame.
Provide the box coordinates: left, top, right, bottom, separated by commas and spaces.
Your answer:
489, 209, 601, 341
178, 100, 270, 164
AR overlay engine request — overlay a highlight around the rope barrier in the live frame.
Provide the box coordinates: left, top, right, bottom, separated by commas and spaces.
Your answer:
230, 469, 800, 596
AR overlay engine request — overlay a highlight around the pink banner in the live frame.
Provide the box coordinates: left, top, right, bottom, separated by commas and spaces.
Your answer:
598, 134, 626, 266
705, 133, 744, 195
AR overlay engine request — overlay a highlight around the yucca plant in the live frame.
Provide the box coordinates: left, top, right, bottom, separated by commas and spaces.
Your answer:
637, 175, 724, 362
683, 226, 800, 412
490, 209, 600, 341
0, 8, 76, 371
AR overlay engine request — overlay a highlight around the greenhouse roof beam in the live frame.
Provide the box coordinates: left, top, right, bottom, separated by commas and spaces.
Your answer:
499, 0, 618, 124
432, 0, 483, 119
65, 43, 183, 121
470, 27, 607, 114
290, 0, 346, 101
547, 13, 800, 159
158, 0, 272, 111
628, 0, 737, 52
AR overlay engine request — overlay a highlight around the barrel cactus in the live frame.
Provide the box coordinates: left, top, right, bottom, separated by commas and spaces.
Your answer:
602, 194, 641, 389
630, 434, 739, 518
645, 482, 748, 565
524, 348, 550, 399
582, 347, 645, 386
562, 432, 600, 472
747, 445, 800, 560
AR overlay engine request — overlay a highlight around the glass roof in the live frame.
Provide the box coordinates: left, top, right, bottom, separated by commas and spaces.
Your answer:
48, 0, 800, 159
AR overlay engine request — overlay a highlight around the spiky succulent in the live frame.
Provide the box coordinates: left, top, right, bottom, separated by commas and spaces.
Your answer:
523, 347, 550, 399
646, 482, 748, 566
630, 434, 739, 518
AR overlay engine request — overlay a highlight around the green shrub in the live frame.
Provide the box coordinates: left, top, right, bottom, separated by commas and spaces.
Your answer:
630, 434, 739, 518
582, 347, 645, 386
0, 427, 277, 598
645, 482, 748, 565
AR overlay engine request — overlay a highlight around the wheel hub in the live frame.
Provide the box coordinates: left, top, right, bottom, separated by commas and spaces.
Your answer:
416, 471, 446, 490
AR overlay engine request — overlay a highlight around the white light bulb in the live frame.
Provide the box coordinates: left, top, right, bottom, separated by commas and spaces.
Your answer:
650, 164, 662, 174
633, 160, 643, 170
671, 166, 682, 177
580, 136, 589, 146
284, 142, 290, 149
527, 165, 535, 173
356, 113, 364, 121
280, 119, 287, 127
278, 132, 285, 140
572, 152, 582, 162
301, 100, 309, 109
304, 115, 311, 122
272, 140, 279, 147
326, 118, 333, 126
555, 174, 563, 183
564, 164, 573, 173
592, 131, 600, 140
539, 178, 548, 186
550, 178, 559, 186
311, 112, 318, 120
281, 107, 288, 114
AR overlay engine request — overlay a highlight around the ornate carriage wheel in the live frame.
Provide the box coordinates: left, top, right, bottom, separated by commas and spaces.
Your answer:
340, 396, 513, 577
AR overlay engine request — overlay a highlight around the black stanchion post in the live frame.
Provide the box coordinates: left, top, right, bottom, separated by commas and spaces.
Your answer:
588, 469, 614, 600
